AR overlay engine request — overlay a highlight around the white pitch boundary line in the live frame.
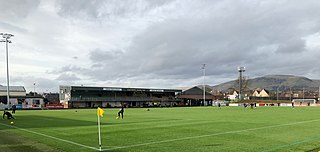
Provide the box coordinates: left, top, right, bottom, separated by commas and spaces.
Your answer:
0, 123, 119, 151
102, 119, 320, 151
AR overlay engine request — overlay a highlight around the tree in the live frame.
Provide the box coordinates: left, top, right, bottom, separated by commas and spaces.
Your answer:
235, 76, 249, 101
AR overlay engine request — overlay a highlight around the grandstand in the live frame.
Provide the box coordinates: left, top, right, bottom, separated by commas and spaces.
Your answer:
0, 86, 26, 105
59, 86, 182, 108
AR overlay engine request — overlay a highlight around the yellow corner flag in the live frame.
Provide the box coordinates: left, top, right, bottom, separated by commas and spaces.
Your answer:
97, 107, 104, 151
97, 107, 104, 117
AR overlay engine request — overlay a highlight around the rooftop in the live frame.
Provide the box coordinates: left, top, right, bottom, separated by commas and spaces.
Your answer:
0, 86, 26, 92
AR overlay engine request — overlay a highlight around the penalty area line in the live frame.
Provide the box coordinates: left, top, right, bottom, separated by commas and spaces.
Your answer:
102, 119, 320, 151
0, 123, 119, 151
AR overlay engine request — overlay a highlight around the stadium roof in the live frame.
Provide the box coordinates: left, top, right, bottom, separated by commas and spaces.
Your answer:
61, 85, 182, 93
181, 86, 213, 95
0, 86, 26, 92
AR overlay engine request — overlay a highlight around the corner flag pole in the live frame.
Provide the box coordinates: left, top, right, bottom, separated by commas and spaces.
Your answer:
97, 107, 104, 151
98, 114, 102, 151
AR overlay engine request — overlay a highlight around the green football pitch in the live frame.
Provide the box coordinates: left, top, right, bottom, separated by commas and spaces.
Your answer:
1, 107, 320, 152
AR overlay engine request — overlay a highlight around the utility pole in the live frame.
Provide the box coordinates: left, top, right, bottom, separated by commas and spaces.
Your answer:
289, 87, 292, 102
277, 87, 279, 102
318, 86, 320, 102
201, 64, 206, 106
238, 67, 245, 102
303, 87, 305, 102
0, 33, 14, 109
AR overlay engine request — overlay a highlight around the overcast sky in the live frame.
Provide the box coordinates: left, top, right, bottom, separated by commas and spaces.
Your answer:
1, 0, 320, 93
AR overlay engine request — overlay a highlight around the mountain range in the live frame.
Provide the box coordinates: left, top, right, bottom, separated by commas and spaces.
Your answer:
210, 75, 320, 92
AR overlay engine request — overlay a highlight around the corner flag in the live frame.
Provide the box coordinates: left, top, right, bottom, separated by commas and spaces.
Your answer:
97, 107, 104, 151
97, 107, 104, 117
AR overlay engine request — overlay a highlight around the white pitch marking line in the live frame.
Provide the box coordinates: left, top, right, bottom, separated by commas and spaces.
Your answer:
102, 119, 320, 151
0, 123, 119, 151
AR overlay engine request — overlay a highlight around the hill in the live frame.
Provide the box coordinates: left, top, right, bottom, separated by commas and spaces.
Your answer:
211, 75, 320, 91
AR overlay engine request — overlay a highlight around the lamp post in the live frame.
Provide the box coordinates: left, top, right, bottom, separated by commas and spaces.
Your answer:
201, 64, 206, 106
238, 67, 245, 102
0, 33, 14, 109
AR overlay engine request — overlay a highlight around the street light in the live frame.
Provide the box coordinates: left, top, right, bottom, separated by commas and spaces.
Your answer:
0, 33, 14, 109
238, 67, 245, 102
201, 64, 206, 106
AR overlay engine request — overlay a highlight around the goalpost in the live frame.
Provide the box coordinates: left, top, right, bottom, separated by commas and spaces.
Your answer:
292, 99, 316, 105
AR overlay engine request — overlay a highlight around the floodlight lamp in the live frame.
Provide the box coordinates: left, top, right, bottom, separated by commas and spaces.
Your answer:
201, 64, 206, 69
238, 66, 245, 72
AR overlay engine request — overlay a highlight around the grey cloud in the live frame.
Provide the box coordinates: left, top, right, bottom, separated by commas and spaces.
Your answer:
56, 0, 104, 20
79, 0, 320, 83
5, 0, 320, 91
55, 0, 173, 20
49, 65, 93, 83
10, 76, 59, 93
0, 0, 40, 19
55, 73, 80, 82
89, 48, 123, 63
276, 38, 306, 54
0, 21, 28, 33
48, 65, 86, 74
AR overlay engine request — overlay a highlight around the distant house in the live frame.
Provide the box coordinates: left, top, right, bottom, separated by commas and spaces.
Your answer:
252, 88, 270, 97
227, 91, 239, 101
293, 93, 299, 98
43, 93, 60, 104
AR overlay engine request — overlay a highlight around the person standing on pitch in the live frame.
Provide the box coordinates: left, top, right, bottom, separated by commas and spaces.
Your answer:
245, 103, 248, 108
250, 103, 254, 109
292, 101, 295, 108
116, 104, 125, 119
12, 104, 16, 114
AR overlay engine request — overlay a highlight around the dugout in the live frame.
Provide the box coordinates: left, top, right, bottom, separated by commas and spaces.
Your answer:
59, 86, 182, 108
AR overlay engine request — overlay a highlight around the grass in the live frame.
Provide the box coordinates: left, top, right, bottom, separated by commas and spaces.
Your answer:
1, 107, 320, 152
